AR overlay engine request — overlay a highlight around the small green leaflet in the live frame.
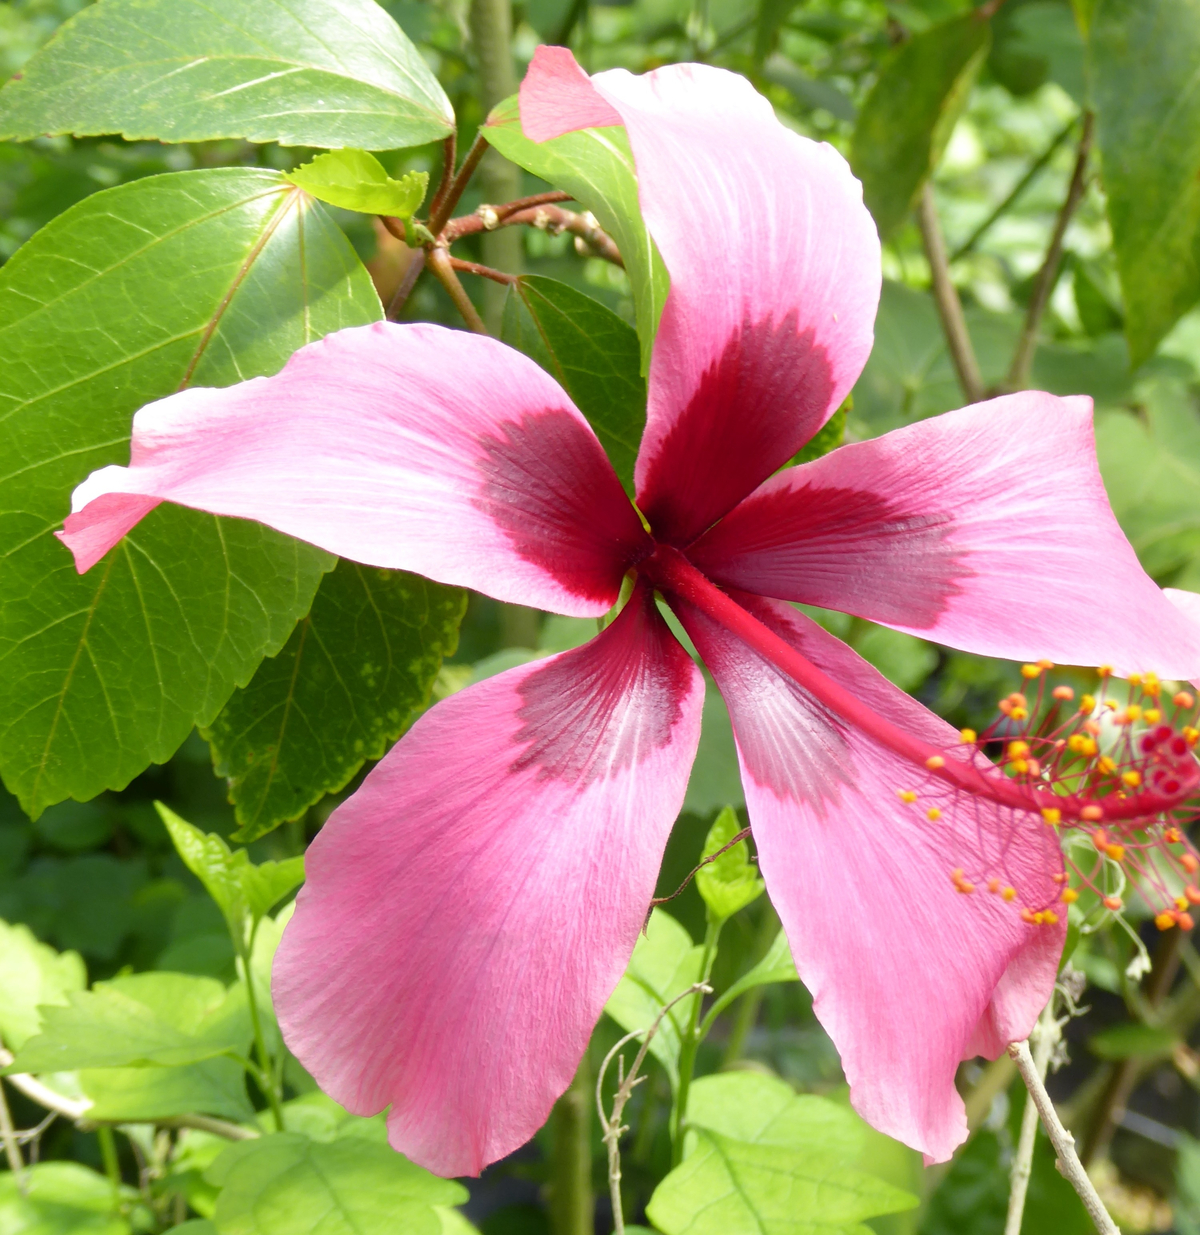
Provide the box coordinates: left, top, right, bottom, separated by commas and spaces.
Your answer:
0, 168, 381, 818
1090, 0, 1200, 364
0, 1162, 136, 1235
158, 805, 304, 949
0, 917, 85, 1051
851, 12, 991, 239
484, 95, 669, 375
204, 562, 466, 842
501, 275, 646, 495
288, 151, 429, 219
695, 806, 763, 924
4, 972, 250, 1072
703, 929, 799, 1029
0, 0, 453, 150
604, 909, 703, 1088
206, 1134, 467, 1235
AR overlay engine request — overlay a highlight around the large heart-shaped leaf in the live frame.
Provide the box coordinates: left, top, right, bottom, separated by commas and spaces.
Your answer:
0, 0, 453, 150
204, 561, 466, 842
1090, 0, 1200, 364
0, 168, 382, 818
484, 95, 669, 374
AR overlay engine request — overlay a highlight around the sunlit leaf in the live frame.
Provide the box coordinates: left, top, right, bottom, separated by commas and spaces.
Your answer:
0, 1162, 133, 1235
287, 152, 429, 218
695, 806, 763, 925
0, 917, 85, 1051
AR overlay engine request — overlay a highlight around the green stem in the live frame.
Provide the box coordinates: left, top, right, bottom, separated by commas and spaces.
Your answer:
549, 1057, 594, 1235
242, 922, 285, 1132
720, 906, 779, 1066
97, 1125, 121, 1203
671, 918, 721, 1165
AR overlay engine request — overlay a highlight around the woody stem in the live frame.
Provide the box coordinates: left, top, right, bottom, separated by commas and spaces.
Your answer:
642, 546, 1170, 824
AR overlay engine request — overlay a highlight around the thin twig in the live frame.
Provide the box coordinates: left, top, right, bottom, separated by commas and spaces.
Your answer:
1006, 111, 1094, 391
426, 133, 458, 231
387, 249, 426, 320
0, 1079, 26, 1193
426, 246, 489, 333
449, 257, 520, 285
1007, 1039, 1120, 1234
916, 183, 985, 403
649, 828, 751, 913
1005, 1001, 1059, 1235
444, 204, 624, 266
951, 118, 1077, 262
596, 983, 712, 1235
428, 133, 489, 238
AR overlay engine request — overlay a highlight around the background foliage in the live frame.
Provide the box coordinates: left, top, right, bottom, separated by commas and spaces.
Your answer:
2, 0, 1200, 1232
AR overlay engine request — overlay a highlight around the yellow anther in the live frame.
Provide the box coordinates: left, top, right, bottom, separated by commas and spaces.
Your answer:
926, 808, 942, 822
1143, 673, 1161, 697
1156, 912, 1176, 931
1041, 807, 1062, 826
1128, 673, 1143, 687
1105, 843, 1126, 861
1021, 663, 1041, 679
988, 878, 1001, 893
1008, 741, 1030, 758
1037, 659, 1055, 671
1010, 758, 1029, 774
1010, 706, 1028, 721
1102, 895, 1123, 911
1053, 685, 1075, 701
1178, 896, 1190, 912
1097, 755, 1117, 774
1079, 737, 1098, 757
897, 789, 918, 803
1175, 691, 1196, 709
1061, 888, 1079, 904
1121, 705, 1142, 724
1043, 910, 1059, 926
959, 728, 977, 744
925, 755, 945, 770
1002, 886, 1017, 902
1185, 727, 1200, 746
1080, 694, 1096, 712
1121, 770, 1142, 788
1067, 734, 1086, 754
1144, 708, 1162, 723
1105, 699, 1119, 711
1098, 665, 1113, 678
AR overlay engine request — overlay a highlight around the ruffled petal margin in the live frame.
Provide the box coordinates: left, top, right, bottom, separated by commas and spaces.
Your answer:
273, 585, 703, 1176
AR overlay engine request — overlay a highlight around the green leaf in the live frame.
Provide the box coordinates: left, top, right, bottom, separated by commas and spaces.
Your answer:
207, 1133, 467, 1235
1091, 0, 1200, 364
695, 806, 763, 924
851, 625, 937, 693
0, 0, 453, 149
81, 1055, 254, 1123
204, 562, 465, 841
0, 917, 85, 1051
0, 1162, 133, 1235
158, 804, 304, 946
791, 405, 847, 466
1088, 1022, 1178, 1060
850, 13, 991, 239
502, 276, 646, 496
646, 1128, 917, 1235
436, 1210, 481, 1235
287, 152, 429, 218
484, 95, 669, 374
686, 1073, 868, 1160
6, 972, 251, 1071
1094, 378, 1200, 588
604, 909, 703, 1087
0, 168, 382, 818
704, 928, 799, 1028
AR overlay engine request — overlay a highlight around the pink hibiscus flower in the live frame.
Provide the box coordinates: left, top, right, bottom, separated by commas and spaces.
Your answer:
57, 48, 1200, 1176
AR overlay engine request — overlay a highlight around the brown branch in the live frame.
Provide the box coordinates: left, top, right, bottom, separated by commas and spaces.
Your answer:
1008, 1039, 1119, 1234
429, 133, 489, 239
445, 203, 624, 266
449, 257, 519, 285
649, 828, 752, 912
916, 183, 985, 403
387, 248, 426, 320
426, 246, 488, 334
1006, 111, 1094, 391
426, 133, 457, 231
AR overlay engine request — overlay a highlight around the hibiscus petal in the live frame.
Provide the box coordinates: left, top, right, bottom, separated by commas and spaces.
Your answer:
273, 585, 703, 1176
690, 392, 1200, 677
519, 47, 881, 545
57, 322, 649, 617
674, 592, 1064, 1162
1166, 589, 1200, 688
